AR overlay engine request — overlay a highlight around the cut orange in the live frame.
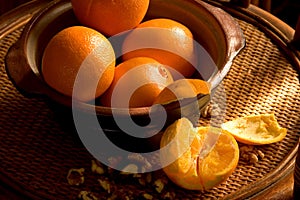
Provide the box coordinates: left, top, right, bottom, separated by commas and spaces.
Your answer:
221, 113, 287, 145
160, 117, 239, 190
153, 79, 210, 105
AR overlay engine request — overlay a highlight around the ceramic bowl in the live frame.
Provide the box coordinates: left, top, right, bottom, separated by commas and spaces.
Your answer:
5, 0, 244, 152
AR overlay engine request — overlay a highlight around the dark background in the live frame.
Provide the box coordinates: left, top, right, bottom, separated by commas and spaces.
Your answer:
1, 0, 299, 29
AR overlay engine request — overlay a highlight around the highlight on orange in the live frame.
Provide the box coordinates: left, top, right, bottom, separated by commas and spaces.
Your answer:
71, 0, 150, 36
100, 57, 174, 108
42, 26, 116, 102
122, 18, 198, 79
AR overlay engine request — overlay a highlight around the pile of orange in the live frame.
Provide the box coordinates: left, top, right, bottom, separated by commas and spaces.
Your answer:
41, 0, 203, 107
41, 0, 288, 192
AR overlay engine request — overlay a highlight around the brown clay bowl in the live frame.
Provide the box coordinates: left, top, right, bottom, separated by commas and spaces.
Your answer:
5, 0, 244, 152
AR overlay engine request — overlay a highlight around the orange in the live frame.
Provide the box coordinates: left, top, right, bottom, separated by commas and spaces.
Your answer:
71, 0, 150, 36
100, 57, 174, 108
42, 26, 116, 102
160, 117, 239, 190
221, 113, 287, 145
122, 18, 197, 79
153, 79, 210, 105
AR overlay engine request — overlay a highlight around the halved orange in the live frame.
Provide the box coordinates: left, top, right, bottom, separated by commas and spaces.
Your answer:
221, 113, 287, 145
160, 117, 239, 190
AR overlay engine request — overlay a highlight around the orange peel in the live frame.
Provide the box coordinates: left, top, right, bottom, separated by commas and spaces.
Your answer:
221, 113, 287, 145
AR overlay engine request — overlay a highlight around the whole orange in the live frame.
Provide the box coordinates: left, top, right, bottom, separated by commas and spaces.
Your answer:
100, 57, 174, 108
42, 26, 116, 102
71, 0, 150, 36
122, 18, 197, 79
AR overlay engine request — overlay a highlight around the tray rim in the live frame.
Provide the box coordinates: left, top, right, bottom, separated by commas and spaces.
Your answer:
0, 0, 299, 199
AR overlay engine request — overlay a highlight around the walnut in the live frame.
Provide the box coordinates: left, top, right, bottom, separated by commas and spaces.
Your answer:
201, 103, 221, 118
91, 160, 105, 175
201, 103, 213, 118
135, 173, 152, 186
120, 164, 139, 174
98, 178, 112, 194
67, 168, 85, 186
240, 145, 265, 164
145, 173, 152, 184
256, 150, 265, 159
127, 153, 152, 172
240, 145, 253, 151
142, 193, 153, 200
162, 191, 176, 199
78, 191, 98, 200
108, 156, 122, 168
153, 179, 165, 193
249, 153, 259, 163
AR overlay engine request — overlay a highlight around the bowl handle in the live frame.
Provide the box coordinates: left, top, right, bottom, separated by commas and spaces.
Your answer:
209, 0, 250, 8
5, 38, 48, 96
230, 0, 250, 8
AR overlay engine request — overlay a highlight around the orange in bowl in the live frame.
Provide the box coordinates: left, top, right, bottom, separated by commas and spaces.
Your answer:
71, 0, 150, 36
160, 117, 239, 190
42, 26, 116, 102
122, 18, 197, 79
5, 0, 245, 152
100, 57, 174, 108
154, 79, 211, 105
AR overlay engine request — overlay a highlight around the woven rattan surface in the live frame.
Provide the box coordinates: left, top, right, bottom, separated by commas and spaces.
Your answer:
1, 3, 300, 200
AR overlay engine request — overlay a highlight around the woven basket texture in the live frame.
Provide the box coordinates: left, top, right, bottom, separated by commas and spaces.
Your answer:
0, 16, 300, 199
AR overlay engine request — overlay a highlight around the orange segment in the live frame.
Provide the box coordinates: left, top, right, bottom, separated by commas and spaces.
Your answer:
221, 113, 287, 145
42, 26, 115, 102
122, 18, 197, 79
198, 128, 239, 190
160, 118, 239, 191
153, 79, 210, 105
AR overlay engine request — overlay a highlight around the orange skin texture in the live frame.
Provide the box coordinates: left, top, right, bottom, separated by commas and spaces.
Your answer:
122, 18, 198, 79
42, 26, 115, 102
100, 57, 174, 108
71, 0, 150, 36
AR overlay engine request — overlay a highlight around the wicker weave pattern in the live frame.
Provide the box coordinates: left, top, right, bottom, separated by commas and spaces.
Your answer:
0, 17, 299, 199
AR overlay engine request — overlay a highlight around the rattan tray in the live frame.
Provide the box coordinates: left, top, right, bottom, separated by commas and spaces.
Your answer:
0, 0, 299, 199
